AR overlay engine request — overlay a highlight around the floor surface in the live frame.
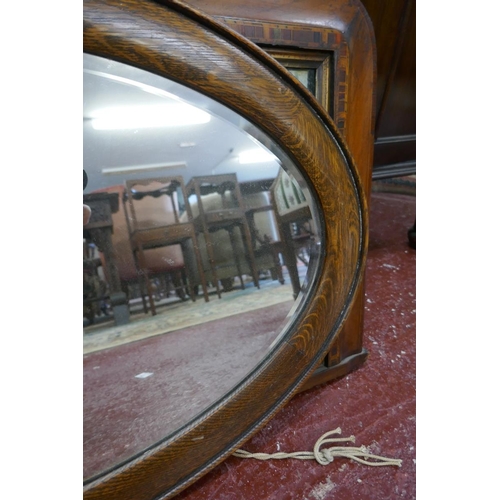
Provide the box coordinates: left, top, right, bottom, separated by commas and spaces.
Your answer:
174, 190, 416, 500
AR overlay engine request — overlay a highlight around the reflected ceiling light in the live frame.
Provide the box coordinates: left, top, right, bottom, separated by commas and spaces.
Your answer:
238, 149, 277, 164
91, 103, 211, 130
101, 162, 187, 175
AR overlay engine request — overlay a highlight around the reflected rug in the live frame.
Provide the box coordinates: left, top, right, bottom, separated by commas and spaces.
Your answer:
83, 277, 297, 354
83, 298, 295, 479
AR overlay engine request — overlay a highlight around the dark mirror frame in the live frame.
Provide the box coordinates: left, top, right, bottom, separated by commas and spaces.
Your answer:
83, 0, 368, 498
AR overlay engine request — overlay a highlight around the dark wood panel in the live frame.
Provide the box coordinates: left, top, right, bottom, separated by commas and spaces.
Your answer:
373, 134, 416, 178
361, 0, 416, 177
377, 1, 416, 138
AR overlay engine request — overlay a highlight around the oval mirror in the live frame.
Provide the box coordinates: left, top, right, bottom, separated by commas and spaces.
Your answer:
83, 0, 368, 499
83, 51, 322, 480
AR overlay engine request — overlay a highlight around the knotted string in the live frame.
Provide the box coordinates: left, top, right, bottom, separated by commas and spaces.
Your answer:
233, 428, 402, 468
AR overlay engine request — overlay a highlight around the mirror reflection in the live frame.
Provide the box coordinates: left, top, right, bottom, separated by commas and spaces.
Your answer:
83, 54, 321, 480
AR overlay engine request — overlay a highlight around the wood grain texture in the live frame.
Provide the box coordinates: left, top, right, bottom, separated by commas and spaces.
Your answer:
83, 0, 370, 498
183, 0, 376, 387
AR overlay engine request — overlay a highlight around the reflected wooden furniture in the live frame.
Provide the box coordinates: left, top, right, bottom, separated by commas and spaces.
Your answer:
242, 189, 285, 286
124, 176, 209, 315
83, 239, 108, 323
83, 192, 130, 325
185, 174, 261, 298
270, 168, 314, 299
93, 184, 193, 315
231, 178, 285, 285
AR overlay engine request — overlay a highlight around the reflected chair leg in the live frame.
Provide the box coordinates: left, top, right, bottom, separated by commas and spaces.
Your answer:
188, 235, 210, 302
140, 290, 149, 313
227, 226, 245, 290
271, 244, 285, 285
133, 278, 149, 314
131, 253, 148, 314
135, 244, 156, 315
281, 223, 301, 299
180, 269, 190, 299
181, 238, 209, 303
171, 270, 187, 301
185, 231, 209, 302
261, 238, 285, 285
139, 269, 156, 315
240, 222, 260, 289
203, 230, 222, 299
180, 240, 197, 302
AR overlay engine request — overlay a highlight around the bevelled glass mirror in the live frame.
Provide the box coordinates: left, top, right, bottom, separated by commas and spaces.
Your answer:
83, 0, 368, 498
83, 52, 322, 480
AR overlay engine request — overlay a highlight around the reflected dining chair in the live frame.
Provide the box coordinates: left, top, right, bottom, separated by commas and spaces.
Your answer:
270, 168, 316, 299
241, 186, 285, 286
185, 174, 260, 298
91, 184, 190, 317
124, 176, 209, 315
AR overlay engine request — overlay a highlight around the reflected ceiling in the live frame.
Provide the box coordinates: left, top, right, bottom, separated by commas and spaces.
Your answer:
83, 54, 281, 192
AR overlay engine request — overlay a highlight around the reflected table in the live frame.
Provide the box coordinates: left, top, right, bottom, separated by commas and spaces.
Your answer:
83, 192, 130, 325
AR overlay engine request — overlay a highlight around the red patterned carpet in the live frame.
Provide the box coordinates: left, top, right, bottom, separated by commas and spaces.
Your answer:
175, 190, 416, 500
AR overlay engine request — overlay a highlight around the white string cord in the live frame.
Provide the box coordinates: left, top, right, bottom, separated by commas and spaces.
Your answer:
233, 428, 402, 467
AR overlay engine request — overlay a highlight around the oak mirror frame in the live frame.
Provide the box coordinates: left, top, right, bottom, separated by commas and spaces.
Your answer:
83, 0, 368, 499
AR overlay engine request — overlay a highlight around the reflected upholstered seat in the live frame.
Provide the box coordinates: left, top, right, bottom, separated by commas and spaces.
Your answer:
185, 174, 261, 298
92, 184, 197, 314
124, 177, 209, 315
